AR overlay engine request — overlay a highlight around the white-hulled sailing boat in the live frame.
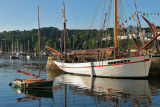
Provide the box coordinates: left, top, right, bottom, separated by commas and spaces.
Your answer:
49, 1, 160, 78
10, 5, 53, 89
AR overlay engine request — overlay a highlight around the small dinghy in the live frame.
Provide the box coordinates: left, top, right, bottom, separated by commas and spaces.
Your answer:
10, 70, 53, 90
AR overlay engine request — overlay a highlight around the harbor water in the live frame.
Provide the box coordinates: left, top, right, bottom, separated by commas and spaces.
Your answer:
0, 56, 160, 107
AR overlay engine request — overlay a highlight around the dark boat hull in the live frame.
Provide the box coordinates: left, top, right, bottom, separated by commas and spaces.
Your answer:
12, 79, 53, 90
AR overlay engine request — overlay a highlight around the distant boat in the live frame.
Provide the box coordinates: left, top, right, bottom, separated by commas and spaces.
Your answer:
10, 5, 53, 89
10, 53, 22, 59
26, 40, 31, 59
10, 38, 22, 59
47, 1, 160, 78
26, 55, 31, 59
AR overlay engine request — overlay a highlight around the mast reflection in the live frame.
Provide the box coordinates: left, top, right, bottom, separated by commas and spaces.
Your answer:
52, 74, 152, 106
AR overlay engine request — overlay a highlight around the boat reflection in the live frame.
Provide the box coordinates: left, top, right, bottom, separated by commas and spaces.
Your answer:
12, 88, 53, 102
49, 71, 152, 106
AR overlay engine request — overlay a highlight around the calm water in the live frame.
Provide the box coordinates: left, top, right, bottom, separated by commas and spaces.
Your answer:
0, 56, 160, 107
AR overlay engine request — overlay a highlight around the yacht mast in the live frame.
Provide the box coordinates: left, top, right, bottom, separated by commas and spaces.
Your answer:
134, 0, 145, 45
11, 38, 13, 55
114, 0, 118, 58
28, 40, 30, 53
38, 5, 41, 77
62, 1, 67, 62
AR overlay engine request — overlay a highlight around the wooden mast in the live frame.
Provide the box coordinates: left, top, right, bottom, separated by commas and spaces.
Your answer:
134, 0, 145, 45
114, 0, 118, 58
38, 5, 41, 77
62, 1, 67, 62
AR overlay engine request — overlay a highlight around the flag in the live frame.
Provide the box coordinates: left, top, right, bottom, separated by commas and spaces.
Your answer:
122, 23, 125, 28
132, 14, 134, 19
119, 25, 122, 29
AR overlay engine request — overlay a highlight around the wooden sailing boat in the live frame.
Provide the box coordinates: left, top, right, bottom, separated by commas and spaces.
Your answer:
10, 5, 53, 89
48, 0, 160, 78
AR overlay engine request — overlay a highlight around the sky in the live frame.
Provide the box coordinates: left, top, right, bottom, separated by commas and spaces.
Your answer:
0, 0, 159, 32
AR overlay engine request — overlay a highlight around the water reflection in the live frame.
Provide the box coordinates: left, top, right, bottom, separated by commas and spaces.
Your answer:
11, 67, 160, 106
51, 73, 152, 106
46, 67, 153, 106
1, 55, 160, 106
12, 88, 53, 102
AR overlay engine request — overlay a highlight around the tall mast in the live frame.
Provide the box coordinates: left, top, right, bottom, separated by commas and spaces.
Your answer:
62, 1, 67, 62
28, 40, 29, 53
12, 38, 13, 55
38, 5, 41, 77
17, 40, 19, 53
134, 0, 145, 45
114, 0, 118, 58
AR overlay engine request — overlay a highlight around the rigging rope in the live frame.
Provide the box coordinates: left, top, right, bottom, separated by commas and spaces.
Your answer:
89, 0, 102, 29
76, 0, 102, 50
96, 0, 107, 48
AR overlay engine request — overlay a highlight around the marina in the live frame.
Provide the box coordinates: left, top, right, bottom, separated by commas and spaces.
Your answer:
0, 0, 160, 106
0, 56, 159, 106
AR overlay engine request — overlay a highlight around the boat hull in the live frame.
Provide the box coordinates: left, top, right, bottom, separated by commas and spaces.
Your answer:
53, 54, 152, 78
12, 79, 53, 90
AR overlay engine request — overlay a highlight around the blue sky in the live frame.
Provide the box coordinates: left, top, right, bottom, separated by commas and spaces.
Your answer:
0, 0, 159, 32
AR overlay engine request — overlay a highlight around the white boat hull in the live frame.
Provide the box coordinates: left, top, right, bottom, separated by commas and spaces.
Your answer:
53, 54, 152, 78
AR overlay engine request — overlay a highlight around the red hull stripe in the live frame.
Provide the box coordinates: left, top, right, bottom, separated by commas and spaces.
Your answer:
59, 59, 150, 68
